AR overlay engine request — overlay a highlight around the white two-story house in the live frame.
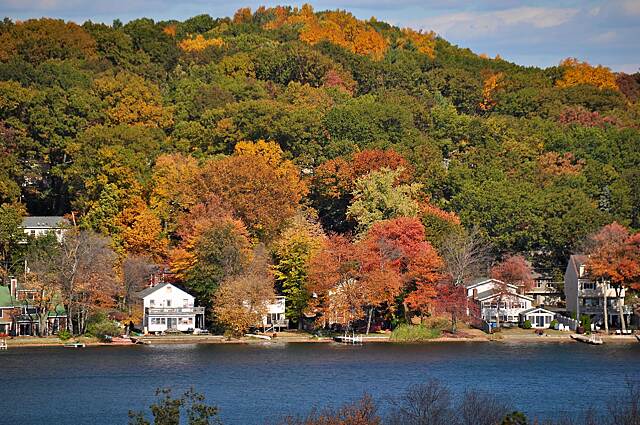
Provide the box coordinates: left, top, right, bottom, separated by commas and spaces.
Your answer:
137, 282, 205, 333
21, 216, 69, 243
564, 254, 632, 330
259, 296, 289, 332
466, 278, 536, 325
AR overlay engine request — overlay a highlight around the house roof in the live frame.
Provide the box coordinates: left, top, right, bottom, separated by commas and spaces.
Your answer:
466, 278, 519, 291
21, 216, 69, 229
136, 282, 193, 299
476, 288, 534, 302
519, 307, 556, 316
0, 286, 15, 308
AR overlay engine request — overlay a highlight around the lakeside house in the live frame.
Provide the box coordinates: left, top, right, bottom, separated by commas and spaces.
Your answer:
519, 307, 556, 328
137, 282, 205, 334
526, 271, 563, 307
466, 278, 535, 325
21, 216, 69, 243
0, 278, 67, 336
258, 296, 289, 332
564, 254, 633, 329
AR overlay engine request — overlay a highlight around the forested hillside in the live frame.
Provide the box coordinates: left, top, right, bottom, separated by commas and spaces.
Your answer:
1, 5, 639, 315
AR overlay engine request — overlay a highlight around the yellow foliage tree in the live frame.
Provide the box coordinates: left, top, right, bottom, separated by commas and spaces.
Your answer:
398, 28, 436, 58
178, 35, 225, 52
115, 198, 168, 261
93, 72, 173, 128
479, 72, 504, 111
556, 58, 619, 91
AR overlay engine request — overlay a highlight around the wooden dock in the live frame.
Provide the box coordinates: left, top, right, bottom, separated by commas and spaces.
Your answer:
571, 334, 603, 345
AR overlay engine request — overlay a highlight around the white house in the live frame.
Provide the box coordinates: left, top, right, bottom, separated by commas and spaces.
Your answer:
519, 307, 556, 329
259, 296, 289, 332
21, 216, 69, 243
466, 278, 535, 325
137, 282, 205, 333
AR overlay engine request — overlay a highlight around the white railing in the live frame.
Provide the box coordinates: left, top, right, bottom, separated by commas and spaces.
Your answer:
148, 307, 205, 315
556, 314, 579, 331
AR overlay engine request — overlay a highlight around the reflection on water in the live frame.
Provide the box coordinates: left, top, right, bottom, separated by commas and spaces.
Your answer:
1, 342, 639, 424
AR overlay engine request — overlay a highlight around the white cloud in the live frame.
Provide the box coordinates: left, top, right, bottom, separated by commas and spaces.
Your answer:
591, 31, 617, 43
417, 6, 579, 36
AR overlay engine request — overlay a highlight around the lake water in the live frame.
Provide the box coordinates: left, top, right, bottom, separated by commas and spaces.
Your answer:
1, 342, 639, 424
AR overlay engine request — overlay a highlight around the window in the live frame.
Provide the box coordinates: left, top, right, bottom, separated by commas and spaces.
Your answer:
183, 299, 188, 307
166, 300, 171, 307
581, 281, 596, 290
149, 299, 155, 306
161, 318, 166, 324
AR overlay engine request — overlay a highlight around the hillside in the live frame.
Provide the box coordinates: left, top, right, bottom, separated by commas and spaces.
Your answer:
1, 5, 639, 277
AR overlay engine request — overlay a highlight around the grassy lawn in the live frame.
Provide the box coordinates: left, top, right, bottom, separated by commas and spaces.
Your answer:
390, 324, 442, 342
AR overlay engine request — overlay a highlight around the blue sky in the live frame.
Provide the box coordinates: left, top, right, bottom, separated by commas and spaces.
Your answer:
1, 0, 638, 72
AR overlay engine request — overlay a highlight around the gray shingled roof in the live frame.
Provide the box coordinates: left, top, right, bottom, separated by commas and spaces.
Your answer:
136, 282, 172, 299
21, 216, 69, 229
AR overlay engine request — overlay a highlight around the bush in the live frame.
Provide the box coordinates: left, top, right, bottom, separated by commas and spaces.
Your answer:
86, 313, 121, 341
549, 320, 558, 330
390, 324, 441, 342
580, 315, 592, 333
522, 320, 532, 329
57, 329, 72, 341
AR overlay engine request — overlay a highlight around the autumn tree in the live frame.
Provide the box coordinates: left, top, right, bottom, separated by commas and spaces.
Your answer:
347, 168, 422, 234
556, 58, 619, 91
200, 149, 306, 241
213, 247, 276, 337
586, 222, 640, 333
46, 229, 118, 334
360, 218, 443, 329
122, 254, 155, 318
150, 153, 202, 234
170, 197, 252, 310
93, 72, 173, 128
308, 234, 365, 330
115, 199, 168, 260
272, 213, 324, 329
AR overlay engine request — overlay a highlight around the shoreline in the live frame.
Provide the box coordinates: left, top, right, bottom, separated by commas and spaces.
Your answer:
3, 332, 638, 348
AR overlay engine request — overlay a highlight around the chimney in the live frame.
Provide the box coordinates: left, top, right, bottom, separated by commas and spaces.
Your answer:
9, 277, 17, 298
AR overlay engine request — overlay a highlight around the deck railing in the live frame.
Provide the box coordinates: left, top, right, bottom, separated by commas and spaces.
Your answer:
148, 307, 205, 315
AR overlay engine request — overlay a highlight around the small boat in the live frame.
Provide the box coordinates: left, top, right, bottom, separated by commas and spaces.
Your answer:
571, 334, 603, 345
64, 342, 86, 348
245, 334, 272, 340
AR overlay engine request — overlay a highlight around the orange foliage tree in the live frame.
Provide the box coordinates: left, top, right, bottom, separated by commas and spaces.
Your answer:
115, 198, 168, 261
556, 58, 619, 91
479, 72, 504, 112
178, 35, 224, 52
586, 222, 640, 332
397, 28, 436, 58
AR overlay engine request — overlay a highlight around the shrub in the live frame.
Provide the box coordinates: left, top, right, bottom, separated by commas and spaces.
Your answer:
580, 315, 592, 333
86, 313, 121, 341
549, 319, 558, 329
57, 329, 72, 341
390, 324, 441, 342
522, 320, 532, 329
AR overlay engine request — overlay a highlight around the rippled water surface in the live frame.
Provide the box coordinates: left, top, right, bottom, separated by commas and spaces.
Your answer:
1, 342, 639, 424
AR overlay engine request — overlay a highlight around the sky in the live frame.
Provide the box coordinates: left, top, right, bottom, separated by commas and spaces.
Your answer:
1, 0, 639, 72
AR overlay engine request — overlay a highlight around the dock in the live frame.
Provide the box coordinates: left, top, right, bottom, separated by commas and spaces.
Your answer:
571, 334, 603, 345
334, 334, 363, 344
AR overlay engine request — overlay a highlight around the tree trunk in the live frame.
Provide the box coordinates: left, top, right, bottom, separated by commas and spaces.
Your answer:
495, 297, 501, 330
603, 289, 609, 334
366, 307, 373, 335
451, 311, 457, 334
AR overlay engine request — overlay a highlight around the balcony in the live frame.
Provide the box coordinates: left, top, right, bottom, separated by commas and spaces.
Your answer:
579, 305, 633, 315
148, 307, 205, 316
